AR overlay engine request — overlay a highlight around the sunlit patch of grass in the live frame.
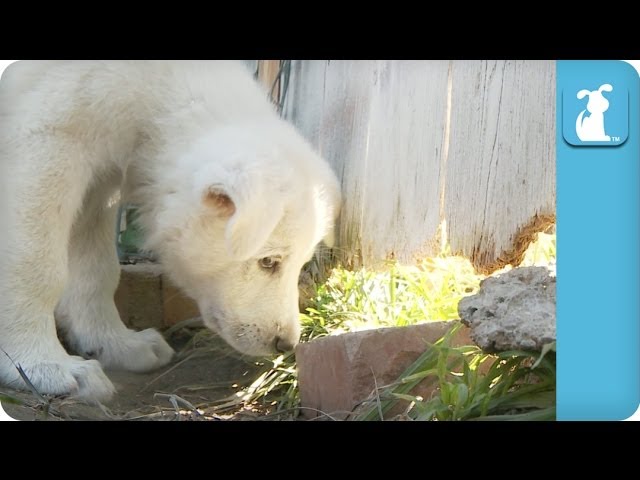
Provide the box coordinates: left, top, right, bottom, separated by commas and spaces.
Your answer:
521, 231, 556, 269
201, 232, 556, 420
302, 253, 483, 338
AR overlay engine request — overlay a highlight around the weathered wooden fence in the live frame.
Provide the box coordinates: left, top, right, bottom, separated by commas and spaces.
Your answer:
279, 60, 556, 273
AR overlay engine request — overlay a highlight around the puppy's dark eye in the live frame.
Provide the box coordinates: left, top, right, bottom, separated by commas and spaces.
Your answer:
259, 257, 279, 271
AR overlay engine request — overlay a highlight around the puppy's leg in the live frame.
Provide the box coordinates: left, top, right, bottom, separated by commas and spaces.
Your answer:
0, 146, 115, 402
56, 183, 175, 373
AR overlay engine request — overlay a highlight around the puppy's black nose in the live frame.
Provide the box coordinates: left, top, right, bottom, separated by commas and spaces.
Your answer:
274, 336, 295, 353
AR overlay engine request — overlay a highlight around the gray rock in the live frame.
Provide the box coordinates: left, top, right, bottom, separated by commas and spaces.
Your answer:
458, 267, 555, 352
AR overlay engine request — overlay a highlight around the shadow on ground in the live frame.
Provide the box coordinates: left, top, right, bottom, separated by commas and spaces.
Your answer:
1, 327, 266, 421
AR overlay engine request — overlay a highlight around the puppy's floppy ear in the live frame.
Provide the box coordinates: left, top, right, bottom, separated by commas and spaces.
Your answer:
202, 167, 285, 260
203, 186, 237, 217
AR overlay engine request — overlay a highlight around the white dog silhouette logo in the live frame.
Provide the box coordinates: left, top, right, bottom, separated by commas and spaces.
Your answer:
575, 84, 613, 141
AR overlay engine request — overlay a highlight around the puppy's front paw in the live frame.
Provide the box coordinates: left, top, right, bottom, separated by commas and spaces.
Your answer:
94, 328, 175, 373
3, 355, 115, 402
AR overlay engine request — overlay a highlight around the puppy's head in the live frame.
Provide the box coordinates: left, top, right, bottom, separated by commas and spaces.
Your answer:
149, 121, 341, 356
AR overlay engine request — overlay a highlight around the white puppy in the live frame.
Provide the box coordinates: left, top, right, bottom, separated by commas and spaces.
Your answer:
0, 61, 341, 402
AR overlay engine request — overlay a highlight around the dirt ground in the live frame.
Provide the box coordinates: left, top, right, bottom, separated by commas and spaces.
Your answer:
0, 327, 271, 421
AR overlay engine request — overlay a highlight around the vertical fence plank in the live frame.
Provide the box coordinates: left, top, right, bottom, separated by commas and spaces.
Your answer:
286, 60, 450, 268
286, 60, 556, 273
445, 60, 556, 272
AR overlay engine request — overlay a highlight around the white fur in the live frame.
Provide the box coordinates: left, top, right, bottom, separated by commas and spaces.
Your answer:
0, 61, 341, 402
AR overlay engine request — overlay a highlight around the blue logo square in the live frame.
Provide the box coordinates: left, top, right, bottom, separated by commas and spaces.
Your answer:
563, 77, 628, 147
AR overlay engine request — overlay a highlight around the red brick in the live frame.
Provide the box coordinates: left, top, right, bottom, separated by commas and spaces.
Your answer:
295, 322, 478, 420
162, 279, 200, 326
114, 263, 200, 330
114, 264, 164, 330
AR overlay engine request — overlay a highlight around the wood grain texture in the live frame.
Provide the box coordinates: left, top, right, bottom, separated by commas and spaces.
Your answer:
284, 60, 555, 273
444, 60, 556, 272
286, 60, 450, 268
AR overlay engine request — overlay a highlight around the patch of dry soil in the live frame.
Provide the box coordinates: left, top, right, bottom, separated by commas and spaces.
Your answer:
1, 328, 265, 421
